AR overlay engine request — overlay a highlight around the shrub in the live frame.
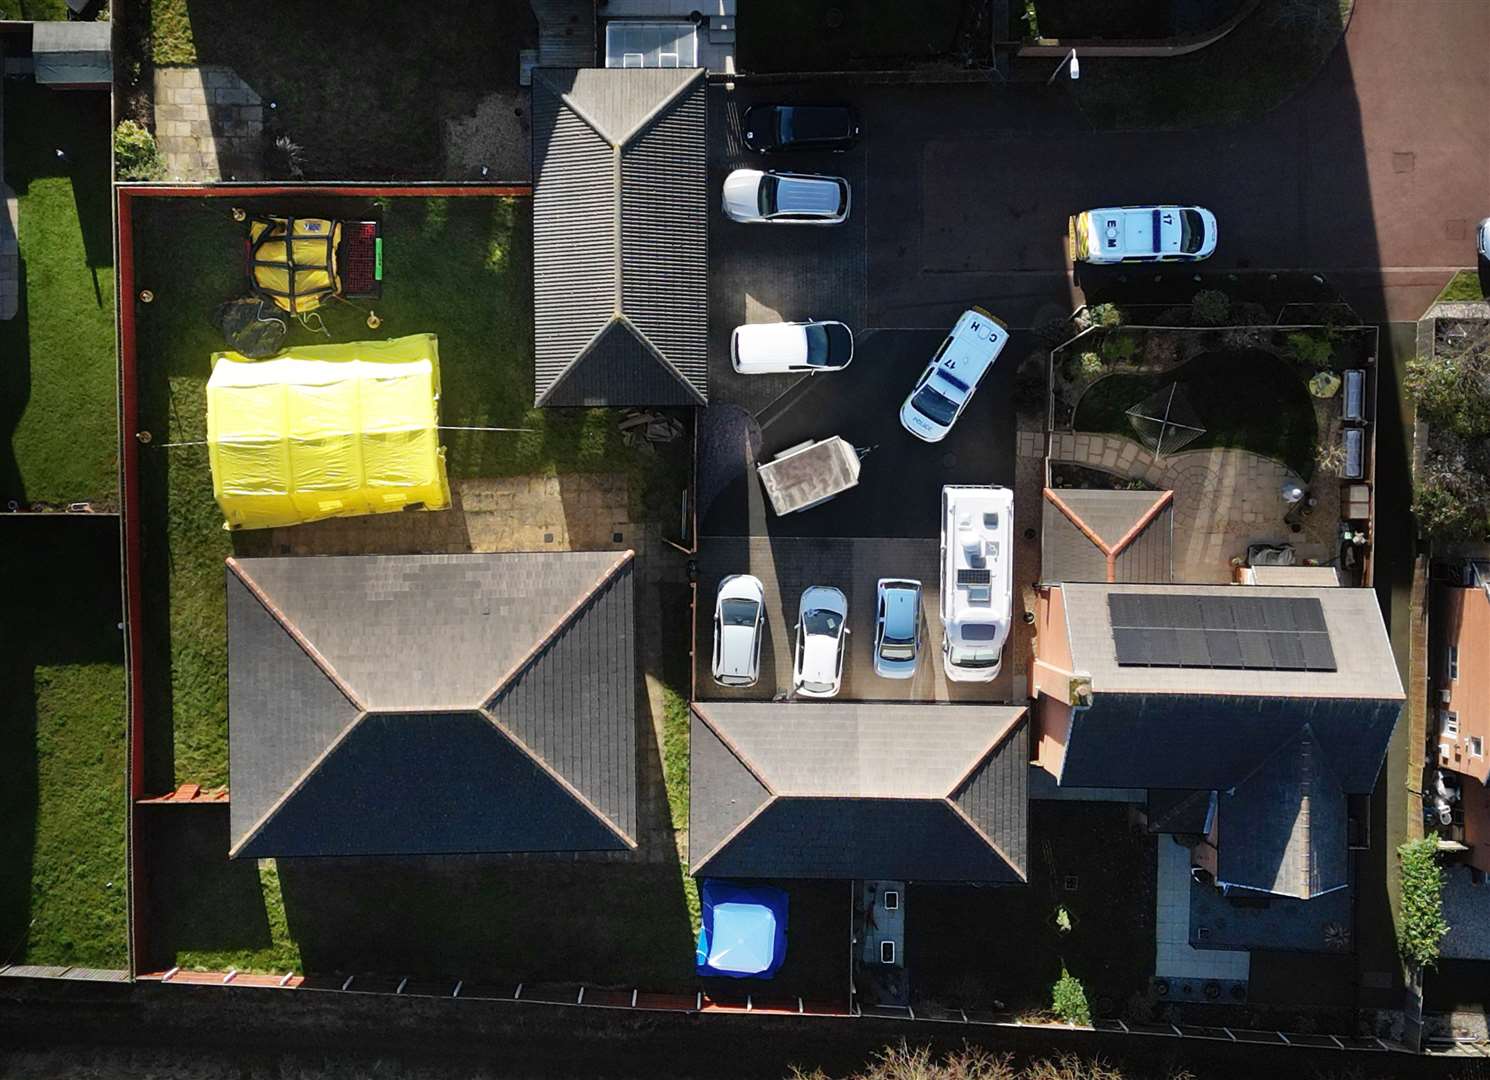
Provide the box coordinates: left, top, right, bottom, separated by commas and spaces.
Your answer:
1190, 289, 1232, 327
113, 120, 163, 180
269, 134, 307, 180
1398, 837, 1449, 969
1085, 303, 1123, 329
1406, 350, 1490, 438
1021, 0, 1041, 39
1285, 330, 1334, 369
1051, 967, 1091, 1025
1054, 905, 1074, 934
1078, 352, 1104, 379
1099, 333, 1138, 365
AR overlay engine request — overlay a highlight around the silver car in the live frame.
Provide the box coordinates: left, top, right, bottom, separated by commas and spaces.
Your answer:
722, 169, 851, 225
713, 574, 765, 687
873, 579, 922, 680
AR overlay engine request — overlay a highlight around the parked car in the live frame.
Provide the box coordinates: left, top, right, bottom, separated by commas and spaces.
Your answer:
1068, 205, 1217, 264
712, 574, 766, 688
940, 485, 1012, 683
873, 578, 922, 680
742, 103, 860, 153
1478, 217, 1489, 262
898, 307, 1009, 443
793, 586, 849, 698
731, 320, 854, 374
723, 169, 851, 225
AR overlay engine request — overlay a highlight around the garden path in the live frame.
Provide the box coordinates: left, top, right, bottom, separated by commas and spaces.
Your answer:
1048, 431, 1337, 583
152, 66, 263, 181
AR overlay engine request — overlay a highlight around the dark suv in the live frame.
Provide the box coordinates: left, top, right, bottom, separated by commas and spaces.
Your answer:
742, 104, 860, 153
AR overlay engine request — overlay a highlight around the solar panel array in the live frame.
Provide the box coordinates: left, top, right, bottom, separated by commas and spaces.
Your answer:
957, 569, 992, 585
1107, 593, 1337, 672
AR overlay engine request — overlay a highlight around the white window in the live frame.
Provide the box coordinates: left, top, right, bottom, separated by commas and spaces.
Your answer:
1442, 710, 1461, 738
1449, 645, 1460, 681
880, 940, 896, 965
883, 890, 900, 911
1472, 736, 1484, 758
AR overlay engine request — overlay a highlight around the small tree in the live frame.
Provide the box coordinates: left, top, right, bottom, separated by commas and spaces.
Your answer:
1406, 350, 1490, 438
113, 120, 163, 181
1190, 289, 1231, 327
1084, 303, 1123, 329
1398, 837, 1449, 969
1285, 330, 1334, 370
1051, 966, 1091, 1025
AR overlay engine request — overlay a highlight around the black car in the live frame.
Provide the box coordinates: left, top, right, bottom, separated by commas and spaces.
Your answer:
742, 104, 860, 153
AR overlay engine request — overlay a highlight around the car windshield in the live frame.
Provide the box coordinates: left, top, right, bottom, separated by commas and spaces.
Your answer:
949, 646, 999, 668
911, 384, 959, 427
721, 598, 759, 627
776, 109, 794, 143
879, 636, 916, 661
801, 679, 835, 694
803, 608, 842, 636
950, 623, 1000, 667
1179, 209, 1206, 254
804, 324, 833, 366
758, 175, 779, 217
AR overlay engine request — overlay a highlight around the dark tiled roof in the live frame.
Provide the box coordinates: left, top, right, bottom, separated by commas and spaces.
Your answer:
1059, 693, 1399, 796
227, 552, 636, 857
1041, 488, 1172, 585
1217, 725, 1348, 900
690, 702, 1027, 882
532, 67, 707, 407
1146, 788, 1214, 835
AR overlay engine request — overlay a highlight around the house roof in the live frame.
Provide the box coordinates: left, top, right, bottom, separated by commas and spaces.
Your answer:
33, 22, 112, 86
1059, 583, 1404, 701
226, 551, 637, 858
532, 67, 708, 408
690, 702, 1028, 882
1041, 488, 1173, 585
1217, 725, 1348, 900
1146, 788, 1214, 835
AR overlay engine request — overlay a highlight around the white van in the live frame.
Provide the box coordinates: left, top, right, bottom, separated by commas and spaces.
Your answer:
940, 485, 1012, 683
898, 308, 1009, 443
731, 321, 854, 374
1069, 206, 1217, 264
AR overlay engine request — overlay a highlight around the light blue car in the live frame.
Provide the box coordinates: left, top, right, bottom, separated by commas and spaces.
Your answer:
874, 578, 922, 680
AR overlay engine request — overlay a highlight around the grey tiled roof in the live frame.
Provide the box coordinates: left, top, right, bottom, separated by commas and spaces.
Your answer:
532, 67, 707, 407
226, 552, 636, 857
1216, 725, 1348, 900
1146, 788, 1214, 835
690, 702, 1027, 882
1041, 488, 1173, 585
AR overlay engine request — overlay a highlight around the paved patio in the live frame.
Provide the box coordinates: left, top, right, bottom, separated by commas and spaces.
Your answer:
153, 66, 264, 181
1048, 432, 1338, 583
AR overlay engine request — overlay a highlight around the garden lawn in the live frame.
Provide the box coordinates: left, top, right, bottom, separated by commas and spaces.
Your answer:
1074, 348, 1319, 479
0, 82, 117, 507
1072, 0, 1352, 129
0, 517, 127, 970
145, 0, 533, 179
1436, 269, 1488, 303
0, 0, 67, 17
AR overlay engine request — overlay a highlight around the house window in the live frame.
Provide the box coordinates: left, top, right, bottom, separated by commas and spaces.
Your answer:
1442, 710, 1460, 738
882, 890, 899, 911
1472, 736, 1484, 758
1449, 645, 1460, 681
880, 940, 896, 965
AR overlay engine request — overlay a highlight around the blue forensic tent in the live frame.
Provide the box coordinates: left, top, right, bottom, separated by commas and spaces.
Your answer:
695, 880, 788, 979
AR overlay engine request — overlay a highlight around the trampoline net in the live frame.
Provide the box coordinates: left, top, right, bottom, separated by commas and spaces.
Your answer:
1126, 382, 1206, 458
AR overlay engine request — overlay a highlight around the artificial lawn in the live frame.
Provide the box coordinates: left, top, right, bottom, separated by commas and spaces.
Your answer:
145, 0, 534, 179
739, 0, 968, 72
0, 82, 117, 508
1072, 0, 1352, 129
1073, 348, 1319, 480
130, 194, 685, 791
0, 517, 127, 970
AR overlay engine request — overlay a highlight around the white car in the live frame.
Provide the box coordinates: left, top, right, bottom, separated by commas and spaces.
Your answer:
1478, 217, 1489, 262
712, 574, 766, 688
793, 586, 849, 698
873, 578, 922, 680
731, 320, 854, 374
723, 169, 851, 225
1068, 205, 1217, 264
899, 308, 1009, 443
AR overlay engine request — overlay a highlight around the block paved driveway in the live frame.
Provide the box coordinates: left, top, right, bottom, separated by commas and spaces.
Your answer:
694, 536, 1015, 704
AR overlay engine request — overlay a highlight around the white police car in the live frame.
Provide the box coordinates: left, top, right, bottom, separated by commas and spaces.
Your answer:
1069, 205, 1217, 264
898, 308, 1009, 443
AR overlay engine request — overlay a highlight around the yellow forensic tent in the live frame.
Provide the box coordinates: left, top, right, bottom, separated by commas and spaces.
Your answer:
206, 334, 451, 531
248, 216, 342, 314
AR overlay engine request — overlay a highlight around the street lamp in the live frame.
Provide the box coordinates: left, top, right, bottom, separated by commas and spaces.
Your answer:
1047, 49, 1079, 85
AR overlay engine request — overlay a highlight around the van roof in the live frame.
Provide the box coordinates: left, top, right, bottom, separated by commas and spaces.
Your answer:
1089, 207, 1184, 257
935, 309, 1008, 383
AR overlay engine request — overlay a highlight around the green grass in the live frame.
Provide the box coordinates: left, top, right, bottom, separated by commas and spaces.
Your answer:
0, 518, 127, 970
1436, 269, 1488, 304
0, 0, 70, 17
660, 685, 701, 934
0, 82, 118, 508
144, 0, 532, 179
1074, 348, 1319, 478
131, 194, 686, 789
1072, 0, 1351, 129
739, 0, 969, 72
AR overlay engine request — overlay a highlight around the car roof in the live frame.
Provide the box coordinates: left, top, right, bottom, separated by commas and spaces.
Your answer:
735, 322, 809, 364
1088, 206, 1193, 256
933, 309, 1007, 383
774, 174, 842, 216
881, 582, 918, 636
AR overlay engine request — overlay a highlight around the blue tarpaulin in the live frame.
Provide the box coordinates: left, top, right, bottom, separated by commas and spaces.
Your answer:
695, 880, 788, 979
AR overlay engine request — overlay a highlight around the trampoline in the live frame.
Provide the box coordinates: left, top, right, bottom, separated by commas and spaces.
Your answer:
695, 880, 788, 979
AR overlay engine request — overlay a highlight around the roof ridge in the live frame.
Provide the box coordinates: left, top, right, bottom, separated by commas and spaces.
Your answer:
539, 67, 701, 148
945, 708, 1028, 798
689, 795, 776, 876
226, 557, 366, 711
1108, 489, 1174, 557
942, 798, 1026, 880
690, 703, 776, 794
477, 549, 635, 707
1043, 488, 1115, 556
616, 314, 708, 405
229, 709, 370, 857
612, 68, 703, 147
475, 710, 637, 849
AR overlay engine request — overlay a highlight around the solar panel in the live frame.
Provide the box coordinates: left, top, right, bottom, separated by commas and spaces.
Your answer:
1107, 593, 1336, 672
957, 568, 991, 585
